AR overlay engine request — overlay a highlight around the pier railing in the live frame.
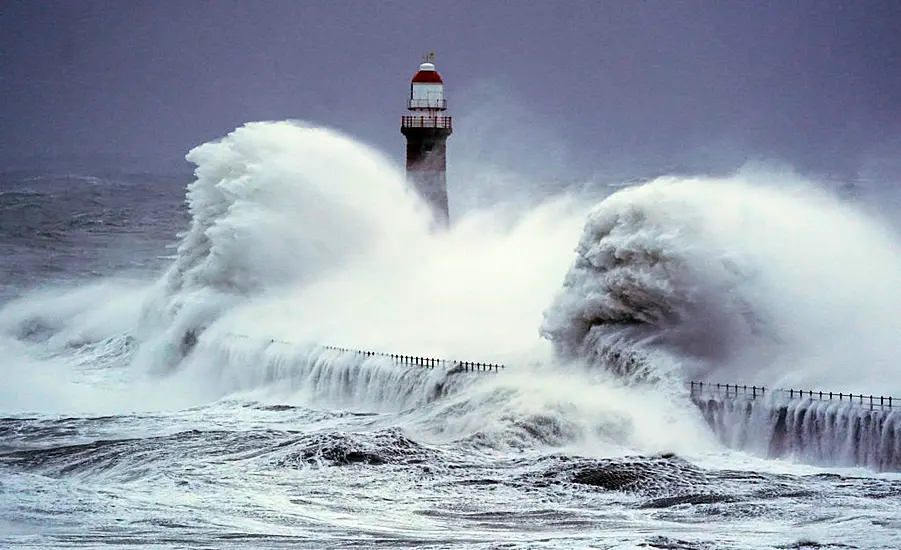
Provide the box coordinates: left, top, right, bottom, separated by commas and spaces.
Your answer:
689, 381, 897, 410
320, 345, 503, 373
221, 334, 896, 406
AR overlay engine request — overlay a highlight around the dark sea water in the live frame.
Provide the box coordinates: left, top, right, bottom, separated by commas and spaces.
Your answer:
0, 171, 188, 301
2, 124, 901, 550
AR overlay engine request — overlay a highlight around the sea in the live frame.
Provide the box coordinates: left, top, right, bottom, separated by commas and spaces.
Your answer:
2, 120, 901, 549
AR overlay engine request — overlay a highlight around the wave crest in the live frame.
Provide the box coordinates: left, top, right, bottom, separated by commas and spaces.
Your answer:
134, 121, 432, 367
542, 172, 901, 394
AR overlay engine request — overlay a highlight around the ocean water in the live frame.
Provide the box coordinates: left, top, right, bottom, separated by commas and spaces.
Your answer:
1, 121, 900, 549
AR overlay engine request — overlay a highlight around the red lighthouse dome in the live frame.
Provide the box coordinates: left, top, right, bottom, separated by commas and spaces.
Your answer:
411, 62, 443, 84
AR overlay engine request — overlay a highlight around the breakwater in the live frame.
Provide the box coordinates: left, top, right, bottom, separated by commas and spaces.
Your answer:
220, 338, 899, 471
690, 382, 900, 472
320, 346, 504, 373
321, 345, 900, 470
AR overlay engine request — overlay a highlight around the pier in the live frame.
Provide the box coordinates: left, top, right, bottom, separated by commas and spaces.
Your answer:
218, 336, 900, 471
319, 345, 504, 373
690, 381, 900, 472
689, 381, 897, 410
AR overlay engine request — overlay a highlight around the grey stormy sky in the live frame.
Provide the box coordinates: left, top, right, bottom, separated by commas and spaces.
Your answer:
1, 0, 899, 182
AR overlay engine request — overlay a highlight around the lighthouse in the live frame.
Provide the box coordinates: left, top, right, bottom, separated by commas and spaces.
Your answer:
401, 54, 452, 227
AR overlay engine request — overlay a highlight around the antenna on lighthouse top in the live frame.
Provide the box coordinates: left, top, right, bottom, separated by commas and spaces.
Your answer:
418, 52, 437, 72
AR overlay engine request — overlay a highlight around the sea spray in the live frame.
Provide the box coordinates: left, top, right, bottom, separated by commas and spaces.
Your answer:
133, 121, 434, 370
542, 168, 901, 396
4, 122, 900, 464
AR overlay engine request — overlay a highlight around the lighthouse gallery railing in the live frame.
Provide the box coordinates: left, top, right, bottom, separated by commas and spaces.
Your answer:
401, 116, 453, 130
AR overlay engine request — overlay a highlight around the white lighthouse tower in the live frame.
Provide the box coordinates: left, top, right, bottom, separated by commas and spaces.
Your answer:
401, 53, 452, 227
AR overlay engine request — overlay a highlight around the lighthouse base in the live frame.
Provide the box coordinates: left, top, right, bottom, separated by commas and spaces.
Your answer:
407, 170, 450, 228
401, 126, 452, 228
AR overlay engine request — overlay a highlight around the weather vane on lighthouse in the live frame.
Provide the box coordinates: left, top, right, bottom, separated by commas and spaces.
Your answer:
401, 52, 452, 228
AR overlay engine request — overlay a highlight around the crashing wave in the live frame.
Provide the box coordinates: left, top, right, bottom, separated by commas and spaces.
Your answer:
133, 121, 431, 365
541, 173, 901, 395
541, 178, 772, 385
